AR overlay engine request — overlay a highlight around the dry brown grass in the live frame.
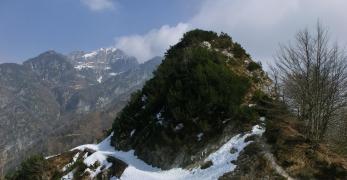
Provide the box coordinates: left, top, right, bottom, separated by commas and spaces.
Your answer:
267, 117, 347, 179
47, 150, 80, 170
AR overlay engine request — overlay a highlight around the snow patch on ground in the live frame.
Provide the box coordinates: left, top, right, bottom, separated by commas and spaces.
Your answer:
130, 129, 136, 137
222, 118, 231, 124
201, 41, 211, 49
61, 171, 74, 180
197, 133, 204, 141
259, 117, 266, 122
174, 123, 184, 131
74, 63, 95, 70
73, 135, 159, 172
45, 153, 60, 159
141, 95, 147, 102
62, 152, 80, 171
97, 76, 103, 83
83, 51, 97, 58
156, 111, 164, 125
70, 124, 265, 180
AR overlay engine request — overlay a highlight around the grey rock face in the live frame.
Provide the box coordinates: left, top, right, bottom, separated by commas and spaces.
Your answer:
0, 63, 61, 175
23, 50, 75, 85
0, 49, 161, 176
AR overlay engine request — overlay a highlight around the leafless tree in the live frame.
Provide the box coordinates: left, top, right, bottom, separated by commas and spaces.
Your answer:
275, 22, 347, 142
269, 66, 281, 100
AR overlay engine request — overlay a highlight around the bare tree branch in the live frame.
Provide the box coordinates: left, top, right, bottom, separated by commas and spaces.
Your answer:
273, 22, 347, 142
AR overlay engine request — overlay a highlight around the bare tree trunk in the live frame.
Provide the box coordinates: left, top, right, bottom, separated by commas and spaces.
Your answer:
274, 22, 347, 142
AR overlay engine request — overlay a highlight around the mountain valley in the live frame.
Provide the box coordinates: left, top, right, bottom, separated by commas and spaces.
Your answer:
0, 48, 161, 176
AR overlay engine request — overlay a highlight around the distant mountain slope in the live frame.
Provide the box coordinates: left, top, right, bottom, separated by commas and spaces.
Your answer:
14, 29, 275, 180
6, 30, 347, 180
23, 50, 77, 85
0, 48, 162, 176
0, 63, 61, 175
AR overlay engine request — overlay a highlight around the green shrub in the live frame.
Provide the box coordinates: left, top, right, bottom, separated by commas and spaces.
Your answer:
252, 90, 271, 104
247, 61, 262, 71
5, 155, 48, 180
112, 44, 252, 148
111, 29, 258, 168
232, 42, 250, 59
213, 32, 233, 49
73, 160, 88, 178
237, 105, 258, 123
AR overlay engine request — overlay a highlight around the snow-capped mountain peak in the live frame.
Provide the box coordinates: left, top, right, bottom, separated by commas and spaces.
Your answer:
68, 47, 139, 83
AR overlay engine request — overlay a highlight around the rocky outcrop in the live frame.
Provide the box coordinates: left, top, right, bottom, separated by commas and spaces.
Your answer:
220, 136, 292, 179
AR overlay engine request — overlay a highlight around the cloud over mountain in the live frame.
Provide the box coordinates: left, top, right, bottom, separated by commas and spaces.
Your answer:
115, 23, 191, 63
114, 0, 347, 65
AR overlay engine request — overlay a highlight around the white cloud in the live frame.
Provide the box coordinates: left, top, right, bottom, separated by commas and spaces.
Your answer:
189, 0, 347, 65
115, 23, 191, 63
190, 0, 298, 30
114, 0, 347, 65
81, 0, 115, 11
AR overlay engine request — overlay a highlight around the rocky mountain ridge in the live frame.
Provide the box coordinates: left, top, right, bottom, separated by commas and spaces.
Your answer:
5, 30, 347, 180
0, 48, 162, 176
5, 30, 279, 180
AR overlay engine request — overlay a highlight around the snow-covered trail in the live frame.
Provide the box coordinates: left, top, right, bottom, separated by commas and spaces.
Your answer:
71, 124, 265, 180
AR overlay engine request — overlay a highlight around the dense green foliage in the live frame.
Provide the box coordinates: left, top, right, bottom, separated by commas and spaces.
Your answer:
111, 30, 254, 153
232, 42, 250, 59
5, 155, 49, 180
72, 160, 88, 178
247, 61, 262, 71
5, 154, 89, 180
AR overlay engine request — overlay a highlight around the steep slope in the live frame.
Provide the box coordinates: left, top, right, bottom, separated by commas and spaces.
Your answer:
13, 29, 276, 180
23, 50, 78, 86
7, 30, 347, 180
0, 63, 60, 175
110, 30, 269, 169
42, 57, 163, 155
0, 49, 161, 176
263, 104, 347, 179
23, 51, 91, 112
65, 57, 161, 113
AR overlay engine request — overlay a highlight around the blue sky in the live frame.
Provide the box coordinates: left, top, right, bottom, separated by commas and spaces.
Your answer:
1, 0, 347, 64
0, 0, 200, 62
